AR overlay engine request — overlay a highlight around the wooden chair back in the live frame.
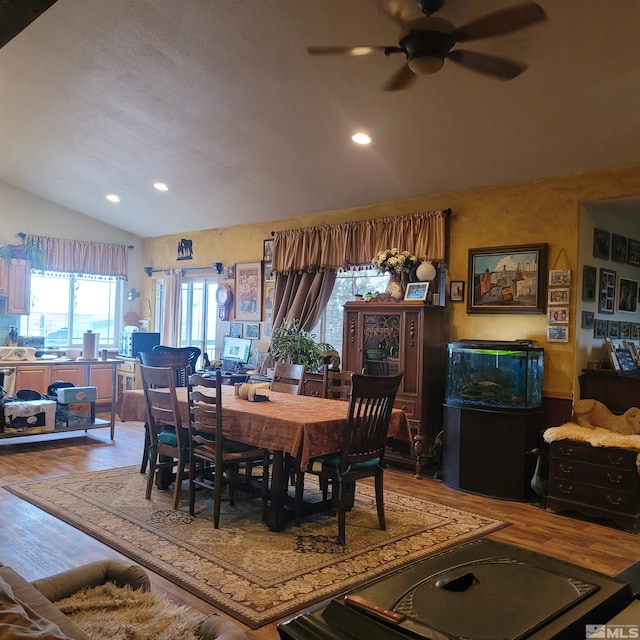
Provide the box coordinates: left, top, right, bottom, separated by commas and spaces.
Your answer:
340, 372, 404, 471
270, 362, 306, 395
140, 363, 187, 509
322, 367, 353, 401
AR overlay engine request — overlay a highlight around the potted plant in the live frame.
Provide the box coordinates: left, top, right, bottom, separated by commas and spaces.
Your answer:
268, 319, 337, 372
0, 234, 45, 271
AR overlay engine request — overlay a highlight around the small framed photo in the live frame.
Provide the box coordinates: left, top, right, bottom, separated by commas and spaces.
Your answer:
404, 281, 429, 301
627, 238, 640, 267
263, 261, 275, 282
620, 322, 631, 339
548, 307, 569, 324
581, 311, 594, 330
598, 267, 616, 314
593, 228, 610, 260
245, 323, 260, 339
548, 287, 569, 305
449, 280, 464, 302
607, 320, 620, 338
229, 322, 243, 338
549, 269, 571, 286
594, 318, 607, 339
632, 323, 640, 340
223, 265, 235, 280
617, 277, 638, 312
582, 265, 597, 302
547, 326, 569, 343
611, 233, 628, 263
263, 239, 274, 261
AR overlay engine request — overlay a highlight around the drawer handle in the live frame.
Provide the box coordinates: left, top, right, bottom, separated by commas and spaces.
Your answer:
558, 446, 574, 456
606, 455, 624, 466
606, 495, 623, 506
606, 473, 622, 484
558, 484, 573, 495
558, 463, 573, 474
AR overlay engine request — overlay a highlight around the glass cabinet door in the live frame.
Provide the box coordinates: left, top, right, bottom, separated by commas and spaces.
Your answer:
362, 313, 401, 375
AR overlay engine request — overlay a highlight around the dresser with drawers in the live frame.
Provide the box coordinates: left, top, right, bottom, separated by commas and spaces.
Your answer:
546, 439, 640, 532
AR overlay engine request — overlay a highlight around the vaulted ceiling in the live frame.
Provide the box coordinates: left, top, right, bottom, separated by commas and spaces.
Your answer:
1, 0, 639, 238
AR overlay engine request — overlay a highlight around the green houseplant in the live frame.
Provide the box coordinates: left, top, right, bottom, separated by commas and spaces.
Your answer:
268, 319, 337, 373
0, 234, 45, 271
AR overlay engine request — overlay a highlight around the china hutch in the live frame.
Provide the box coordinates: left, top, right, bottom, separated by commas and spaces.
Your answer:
342, 300, 446, 477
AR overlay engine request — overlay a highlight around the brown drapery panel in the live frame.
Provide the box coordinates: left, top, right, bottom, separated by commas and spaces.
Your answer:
272, 270, 337, 333
31, 234, 128, 279
272, 210, 447, 274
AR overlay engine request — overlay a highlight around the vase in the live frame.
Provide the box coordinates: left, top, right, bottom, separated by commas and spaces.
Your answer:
385, 272, 404, 301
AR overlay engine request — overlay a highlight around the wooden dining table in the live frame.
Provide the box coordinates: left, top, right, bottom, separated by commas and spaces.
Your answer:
116, 384, 411, 530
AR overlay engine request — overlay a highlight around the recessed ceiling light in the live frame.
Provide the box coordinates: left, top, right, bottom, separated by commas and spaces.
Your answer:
352, 132, 371, 145
106, 194, 120, 203
153, 182, 169, 192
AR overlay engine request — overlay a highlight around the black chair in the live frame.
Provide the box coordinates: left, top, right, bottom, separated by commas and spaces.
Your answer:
295, 372, 403, 545
140, 364, 189, 510
187, 372, 270, 528
152, 345, 202, 386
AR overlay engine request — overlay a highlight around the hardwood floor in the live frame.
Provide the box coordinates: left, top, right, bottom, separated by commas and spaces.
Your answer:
1, 420, 637, 640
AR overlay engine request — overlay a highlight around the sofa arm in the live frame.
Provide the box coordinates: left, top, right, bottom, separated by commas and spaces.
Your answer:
197, 613, 248, 640
31, 559, 150, 603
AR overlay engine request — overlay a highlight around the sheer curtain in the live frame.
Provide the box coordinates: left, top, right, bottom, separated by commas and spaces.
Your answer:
270, 210, 447, 333
160, 270, 183, 347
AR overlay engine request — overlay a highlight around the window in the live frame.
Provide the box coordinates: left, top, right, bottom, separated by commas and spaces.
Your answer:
313, 269, 388, 356
19, 272, 121, 348
179, 279, 218, 361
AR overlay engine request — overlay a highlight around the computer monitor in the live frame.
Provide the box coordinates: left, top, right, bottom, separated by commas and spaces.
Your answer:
219, 336, 252, 370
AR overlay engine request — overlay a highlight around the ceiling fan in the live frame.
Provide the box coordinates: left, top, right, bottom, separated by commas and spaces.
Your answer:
307, 0, 547, 91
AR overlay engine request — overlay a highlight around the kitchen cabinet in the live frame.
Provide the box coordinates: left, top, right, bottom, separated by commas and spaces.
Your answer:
115, 357, 141, 400
90, 363, 117, 405
342, 301, 446, 477
0, 259, 31, 315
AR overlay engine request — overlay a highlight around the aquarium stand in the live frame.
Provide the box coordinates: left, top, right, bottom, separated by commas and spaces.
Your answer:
442, 404, 542, 501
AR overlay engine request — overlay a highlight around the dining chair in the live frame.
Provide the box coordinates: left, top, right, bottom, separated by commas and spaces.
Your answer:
187, 371, 270, 528
140, 363, 189, 510
295, 372, 403, 545
152, 345, 202, 385
270, 362, 306, 395
137, 350, 192, 474
270, 362, 307, 494
322, 367, 353, 401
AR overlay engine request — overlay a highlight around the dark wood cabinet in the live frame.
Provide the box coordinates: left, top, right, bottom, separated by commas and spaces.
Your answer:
578, 369, 640, 414
342, 301, 446, 476
442, 405, 541, 501
546, 440, 640, 532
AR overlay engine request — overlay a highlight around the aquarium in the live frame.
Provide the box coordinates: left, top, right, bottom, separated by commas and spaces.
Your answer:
445, 340, 544, 411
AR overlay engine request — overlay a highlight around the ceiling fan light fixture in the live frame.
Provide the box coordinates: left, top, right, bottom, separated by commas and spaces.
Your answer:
408, 55, 444, 75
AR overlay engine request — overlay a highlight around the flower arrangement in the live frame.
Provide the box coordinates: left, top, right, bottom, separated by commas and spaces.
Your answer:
372, 248, 418, 275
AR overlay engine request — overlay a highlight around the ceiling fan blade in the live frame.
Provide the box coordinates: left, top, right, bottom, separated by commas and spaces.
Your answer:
382, 64, 417, 91
307, 45, 387, 56
447, 49, 528, 80
452, 2, 546, 43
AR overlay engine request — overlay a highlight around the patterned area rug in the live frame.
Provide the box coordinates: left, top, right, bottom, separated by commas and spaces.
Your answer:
5, 467, 507, 628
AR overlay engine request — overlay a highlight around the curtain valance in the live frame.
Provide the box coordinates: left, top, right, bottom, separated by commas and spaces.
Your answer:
272, 210, 447, 274
31, 235, 129, 279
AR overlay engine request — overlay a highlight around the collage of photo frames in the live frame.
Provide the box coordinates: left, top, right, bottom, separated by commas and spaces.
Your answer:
547, 267, 571, 343
583, 228, 640, 368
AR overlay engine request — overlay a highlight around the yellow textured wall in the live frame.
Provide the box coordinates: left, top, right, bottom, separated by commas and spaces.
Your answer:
143, 163, 640, 400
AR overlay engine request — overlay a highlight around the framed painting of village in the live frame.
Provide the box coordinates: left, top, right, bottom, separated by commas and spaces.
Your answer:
467, 243, 548, 314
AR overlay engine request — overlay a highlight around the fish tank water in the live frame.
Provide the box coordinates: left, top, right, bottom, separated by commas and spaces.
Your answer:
445, 340, 544, 411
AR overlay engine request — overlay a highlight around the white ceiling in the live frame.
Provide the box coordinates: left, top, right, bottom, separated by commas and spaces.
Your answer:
1, 0, 640, 239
